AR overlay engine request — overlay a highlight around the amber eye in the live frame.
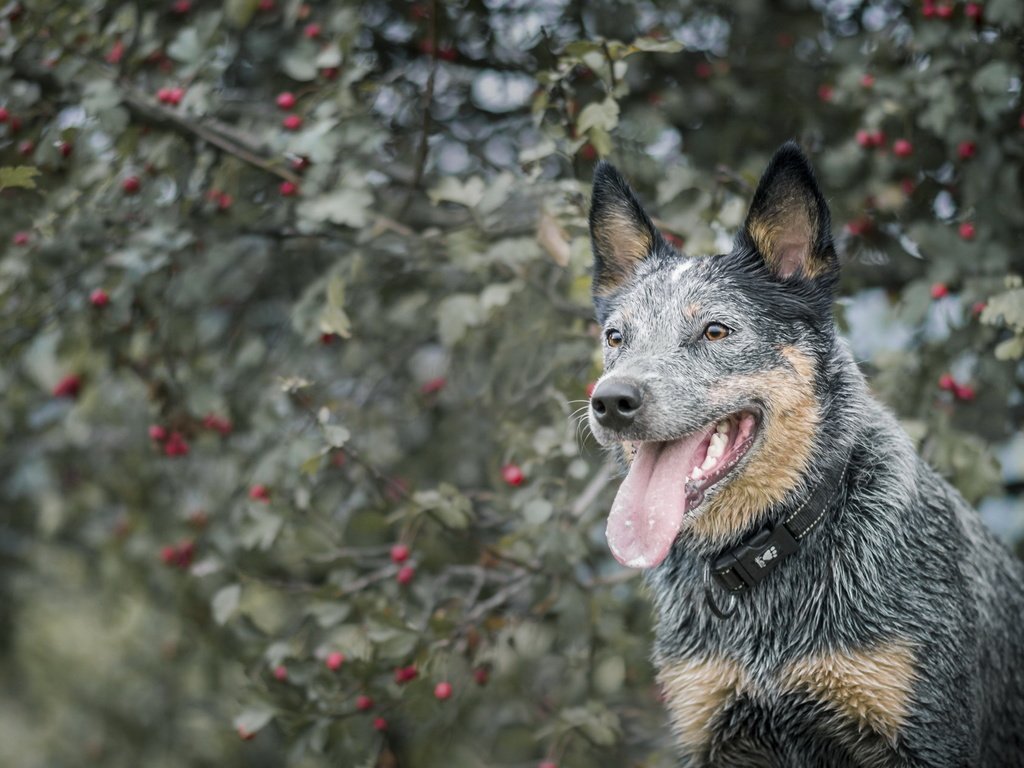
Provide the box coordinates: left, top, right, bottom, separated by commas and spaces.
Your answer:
703, 322, 731, 341
605, 328, 623, 348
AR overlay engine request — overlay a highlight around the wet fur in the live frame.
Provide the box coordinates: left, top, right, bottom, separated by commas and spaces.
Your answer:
587, 143, 1024, 766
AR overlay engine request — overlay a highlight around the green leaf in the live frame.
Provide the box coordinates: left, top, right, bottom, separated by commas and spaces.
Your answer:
323, 424, 350, 448
233, 707, 274, 735
0, 166, 41, 190
212, 584, 241, 625
576, 97, 620, 134
297, 187, 373, 229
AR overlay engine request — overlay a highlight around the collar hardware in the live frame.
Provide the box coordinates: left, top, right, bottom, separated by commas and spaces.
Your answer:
703, 453, 851, 620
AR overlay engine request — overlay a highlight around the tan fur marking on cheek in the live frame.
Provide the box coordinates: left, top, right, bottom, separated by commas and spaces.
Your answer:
621, 440, 636, 466
781, 641, 916, 743
691, 347, 818, 544
658, 656, 749, 756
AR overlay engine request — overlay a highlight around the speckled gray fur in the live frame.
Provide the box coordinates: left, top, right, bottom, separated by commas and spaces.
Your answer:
587, 143, 1024, 766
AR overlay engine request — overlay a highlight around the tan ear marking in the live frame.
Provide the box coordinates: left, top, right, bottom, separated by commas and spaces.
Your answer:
592, 206, 654, 296
747, 195, 821, 278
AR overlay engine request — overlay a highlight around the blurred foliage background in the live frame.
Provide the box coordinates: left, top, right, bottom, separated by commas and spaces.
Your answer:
1, 0, 1022, 766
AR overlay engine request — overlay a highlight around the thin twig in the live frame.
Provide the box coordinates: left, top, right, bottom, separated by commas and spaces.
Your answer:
400, 0, 440, 215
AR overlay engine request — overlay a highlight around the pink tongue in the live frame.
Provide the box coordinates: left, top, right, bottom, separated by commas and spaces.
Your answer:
606, 437, 705, 569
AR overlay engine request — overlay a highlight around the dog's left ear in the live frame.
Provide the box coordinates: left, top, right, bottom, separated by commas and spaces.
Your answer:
589, 161, 665, 298
739, 141, 837, 280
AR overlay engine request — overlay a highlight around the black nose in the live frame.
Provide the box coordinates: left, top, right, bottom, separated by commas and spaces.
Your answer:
591, 378, 643, 431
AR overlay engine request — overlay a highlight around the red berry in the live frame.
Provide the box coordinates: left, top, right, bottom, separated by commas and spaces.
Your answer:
390, 544, 410, 564
319, 332, 335, 345
356, 694, 374, 711
320, 66, 339, 80
868, 130, 886, 148
237, 726, 255, 741
434, 681, 453, 700
938, 373, 956, 391
396, 565, 415, 585
17, 139, 34, 156
163, 432, 190, 456
258, 0, 274, 9
419, 376, 446, 394
892, 139, 913, 157
394, 665, 418, 683
326, 651, 345, 670
860, 74, 875, 88
473, 667, 489, 686
273, 665, 288, 681
855, 130, 872, 148
280, 181, 299, 196
290, 155, 311, 172
900, 177, 916, 196
122, 176, 141, 194
373, 717, 388, 732
954, 383, 976, 401
160, 545, 177, 565
282, 114, 303, 131
276, 92, 297, 110
217, 192, 233, 211
936, 4, 953, 18
922, 0, 936, 17
930, 283, 949, 299
106, 40, 125, 64
965, 2, 982, 19
695, 62, 713, 79
957, 141, 976, 160
166, 87, 184, 106
971, 301, 987, 316
817, 84, 834, 102
958, 222, 976, 240
1020, 113, 1024, 130
89, 288, 109, 308
58, 141, 73, 158
844, 217, 872, 237
52, 374, 82, 399
437, 44, 456, 62
303, 22, 321, 38
202, 413, 233, 435
156, 87, 171, 104
579, 143, 597, 161
0, 106, 9, 123
149, 425, 169, 441
502, 463, 524, 486
12, 231, 30, 246
175, 539, 195, 568
249, 484, 271, 501
171, 0, 191, 13
539, 762, 557, 768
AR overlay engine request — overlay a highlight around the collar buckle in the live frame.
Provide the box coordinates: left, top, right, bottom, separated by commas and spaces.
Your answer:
710, 521, 799, 593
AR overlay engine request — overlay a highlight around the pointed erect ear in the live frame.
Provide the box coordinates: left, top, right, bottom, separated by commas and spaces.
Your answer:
590, 162, 664, 297
739, 141, 837, 280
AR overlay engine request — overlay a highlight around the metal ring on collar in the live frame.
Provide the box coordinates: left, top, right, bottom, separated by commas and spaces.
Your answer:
703, 561, 737, 620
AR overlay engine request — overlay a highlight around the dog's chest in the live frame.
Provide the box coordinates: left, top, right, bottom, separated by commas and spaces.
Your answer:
657, 640, 916, 762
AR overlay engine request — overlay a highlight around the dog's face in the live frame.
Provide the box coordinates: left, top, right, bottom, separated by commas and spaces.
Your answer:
587, 143, 840, 567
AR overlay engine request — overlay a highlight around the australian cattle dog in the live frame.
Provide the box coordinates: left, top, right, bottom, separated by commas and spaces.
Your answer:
586, 142, 1024, 766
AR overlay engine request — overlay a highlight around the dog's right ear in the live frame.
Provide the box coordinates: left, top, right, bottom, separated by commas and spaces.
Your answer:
590, 162, 663, 299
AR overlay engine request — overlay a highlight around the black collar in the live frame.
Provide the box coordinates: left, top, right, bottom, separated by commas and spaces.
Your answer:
703, 450, 852, 619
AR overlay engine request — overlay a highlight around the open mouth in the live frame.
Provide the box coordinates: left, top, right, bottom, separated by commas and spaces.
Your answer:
605, 411, 760, 569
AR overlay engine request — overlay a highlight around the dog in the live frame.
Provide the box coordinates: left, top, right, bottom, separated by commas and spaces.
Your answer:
586, 141, 1024, 766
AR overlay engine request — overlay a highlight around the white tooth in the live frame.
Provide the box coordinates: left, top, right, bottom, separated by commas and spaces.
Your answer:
717, 420, 730, 434
706, 438, 725, 460
701, 454, 717, 471
691, 467, 703, 480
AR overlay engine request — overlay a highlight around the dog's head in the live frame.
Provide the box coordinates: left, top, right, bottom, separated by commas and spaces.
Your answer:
587, 142, 840, 568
